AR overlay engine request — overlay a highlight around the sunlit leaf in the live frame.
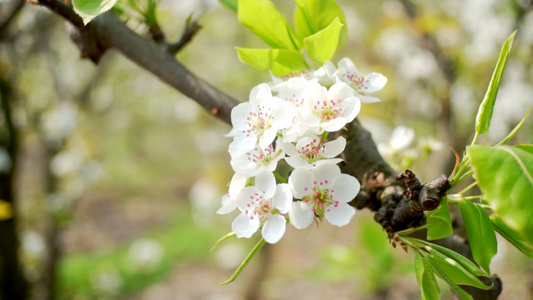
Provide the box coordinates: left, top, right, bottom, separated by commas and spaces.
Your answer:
474, 31, 516, 134
467, 145, 533, 244
294, 0, 347, 48
490, 214, 533, 257
72, 0, 119, 25
219, 0, 237, 12
236, 48, 307, 76
459, 201, 497, 273
238, 0, 299, 50
427, 254, 491, 290
303, 17, 343, 64
428, 257, 474, 300
414, 253, 440, 300
426, 196, 453, 240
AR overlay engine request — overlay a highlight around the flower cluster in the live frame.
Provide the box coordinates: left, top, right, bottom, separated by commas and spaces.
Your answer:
218, 58, 387, 244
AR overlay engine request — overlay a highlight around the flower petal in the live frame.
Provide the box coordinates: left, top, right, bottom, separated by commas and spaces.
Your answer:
232, 213, 260, 238
323, 136, 346, 158
236, 186, 257, 211
262, 214, 286, 244
363, 72, 387, 93
217, 194, 237, 214
255, 169, 276, 198
230, 102, 252, 131
289, 201, 314, 229
325, 203, 356, 227
311, 164, 341, 186
340, 97, 361, 123
273, 183, 293, 214
330, 174, 360, 203
288, 168, 313, 198
229, 173, 247, 198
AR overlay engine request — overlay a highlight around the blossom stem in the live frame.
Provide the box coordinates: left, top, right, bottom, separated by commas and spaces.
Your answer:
219, 238, 266, 285
458, 181, 478, 195
210, 231, 236, 252
273, 171, 287, 183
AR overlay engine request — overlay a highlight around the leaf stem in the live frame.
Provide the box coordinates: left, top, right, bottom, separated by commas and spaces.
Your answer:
458, 181, 478, 195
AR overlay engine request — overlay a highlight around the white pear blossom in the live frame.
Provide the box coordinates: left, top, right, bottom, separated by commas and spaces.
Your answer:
217, 173, 247, 215
228, 84, 295, 157
297, 82, 361, 133
332, 57, 387, 103
281, 136, 346, 169
231, 170, 292, 244
288, 164, 359, 229
230, 142, 285, 177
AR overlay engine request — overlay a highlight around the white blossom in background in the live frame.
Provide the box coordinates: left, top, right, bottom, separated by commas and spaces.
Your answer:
228, 84, 295, 156
128, 238, 164, 270
232, 170, 292, 244
40, 102, 78, 143
288, 164, 359, 229
331, 57, 388, 103
281, 135, 346, 170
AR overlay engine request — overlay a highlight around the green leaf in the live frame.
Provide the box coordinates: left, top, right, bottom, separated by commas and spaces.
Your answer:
72, 0, 119, 25
497, 108, 530, 146
414, 254, 441, 300
303, 17, 343, 64
294, 0, 347, 48
427, 253, 491, 290
236, 48, 307, 76
417, 241, 489, 277
238, 0, 299, 50
426, 196, 453, 240
459, 200, 497, 273
467, 145, 533, 244
427, 257, 474, 300
219, 0, 238, 12
490, 214, 533, 257
474, 31, 516, 134
219, 238, 266, 285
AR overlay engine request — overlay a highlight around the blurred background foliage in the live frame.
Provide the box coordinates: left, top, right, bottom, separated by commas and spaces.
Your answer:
0, 0, 532, 299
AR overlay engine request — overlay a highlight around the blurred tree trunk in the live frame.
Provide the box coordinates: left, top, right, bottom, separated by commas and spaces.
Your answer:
0, 78, 28, 300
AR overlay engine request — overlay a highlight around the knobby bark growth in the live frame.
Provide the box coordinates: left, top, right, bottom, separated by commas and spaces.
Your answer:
10, 1, 503, 298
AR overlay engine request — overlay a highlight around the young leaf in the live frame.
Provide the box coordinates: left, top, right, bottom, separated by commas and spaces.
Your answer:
459, 200, 497, 273
427, 254, 492, 290
237, 0, 299, 50
467, 145, 533, 244
426, 196, 453, 240
418, 242, 489, 277
236, 48, 307, 76
303, 17, 343, 64
414, 253, 441, 300
72, 0, 119, 25
294, 0, 347, 48
474, 31, 516, 134
497, 108, 530, 146
219, 0, 238, 12
428, 258, 474, 300
490, 214, 533, 257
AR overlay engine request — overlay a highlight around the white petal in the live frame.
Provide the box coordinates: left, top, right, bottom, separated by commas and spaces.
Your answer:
288, 168, 313, 198
279, 142, 299, 158
284, 156, 313, 170
340, 97, 361, 123
358, 94, 381, 103
228, 134, 256, 157
311, 164, 341, 186
217, 195, 237, 214
230, 102, 252, 131
325, 203, 356, 227
236, 186, 257, 211
259, 129, 277, 150
364, 72, 387, 93
229, 173, 247, 198
314, 158, 343, 166
296, 106, 320, 128
328, 82, 355, 100
255, 169, 276, 198
232, 213, 260, 238
273, 183, 293, 213
320, 118, 346, 132
289, 201, 314, 229
323, 136, 346, 158
250, 83, 272, 103
330, 174, 360, 203
337, 57, 358, 75
262, 214, 286, 244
